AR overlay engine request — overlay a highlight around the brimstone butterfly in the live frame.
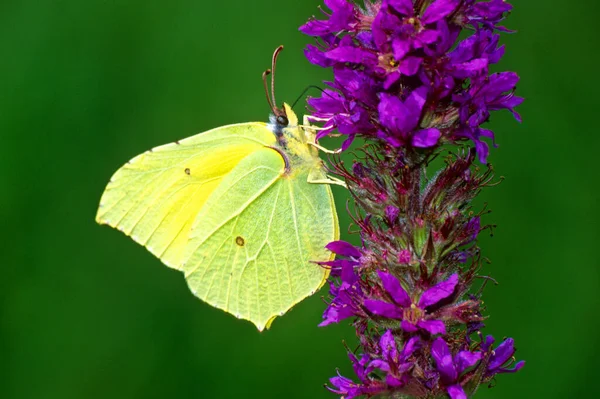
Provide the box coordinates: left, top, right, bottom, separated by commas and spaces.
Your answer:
96, 48, 341, 330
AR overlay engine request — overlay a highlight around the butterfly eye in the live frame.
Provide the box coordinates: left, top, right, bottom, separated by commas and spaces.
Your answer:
276, 115, 289, 126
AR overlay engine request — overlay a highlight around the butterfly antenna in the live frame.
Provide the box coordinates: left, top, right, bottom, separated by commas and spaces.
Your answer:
270, 45, 284, 113
291, 85, 338, 110
262, 69, 275, 114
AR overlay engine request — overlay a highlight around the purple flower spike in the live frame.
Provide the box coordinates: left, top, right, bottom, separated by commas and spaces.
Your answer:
300, 2, 524, 397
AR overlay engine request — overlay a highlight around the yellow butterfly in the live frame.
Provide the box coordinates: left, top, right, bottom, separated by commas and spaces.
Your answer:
96, 47, 341, 331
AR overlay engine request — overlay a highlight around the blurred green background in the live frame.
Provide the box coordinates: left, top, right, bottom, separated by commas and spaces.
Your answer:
1, 0, 598, 398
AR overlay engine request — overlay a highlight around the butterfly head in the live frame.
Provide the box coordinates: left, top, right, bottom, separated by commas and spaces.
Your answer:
270, 103, 298, 129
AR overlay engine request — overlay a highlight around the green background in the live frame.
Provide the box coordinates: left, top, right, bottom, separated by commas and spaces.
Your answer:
1, 1, 597, 398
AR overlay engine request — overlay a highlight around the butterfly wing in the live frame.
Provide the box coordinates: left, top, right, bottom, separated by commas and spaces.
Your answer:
181, 148, 338, 331
96, 123, 276, 268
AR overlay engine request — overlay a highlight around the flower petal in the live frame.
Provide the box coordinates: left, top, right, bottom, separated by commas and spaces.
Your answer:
411, 128, 441, 147
455, 350, 482, 374
319, 301, 356, 326
503, 360, 526, 373
388, 0, 414, 15
378, 93, 413, 134
402, 336, 421, 357
326, 46, 376, 65
404, 86, 429, 123
419, 273, 459, 308
392, 37, 411, 60
326, 241, 362, 258
447, 384, 468, 399
400, 320, 419, 332
379, 330, 399, 360
417, 319, 446, 335
377, 271, 411, 307
364, 299, 404, 319
422, 0, 460, 25
488, 338, 516, 370
369, 359, 391, 372
304, 44, 336, 67
399, 56, 423, 76
431, 337, 457, 382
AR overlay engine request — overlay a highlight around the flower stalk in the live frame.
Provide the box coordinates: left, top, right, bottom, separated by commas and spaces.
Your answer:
300, 1, 524, 398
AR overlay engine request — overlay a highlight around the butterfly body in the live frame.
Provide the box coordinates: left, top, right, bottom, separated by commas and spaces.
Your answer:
96, 104, 338, 330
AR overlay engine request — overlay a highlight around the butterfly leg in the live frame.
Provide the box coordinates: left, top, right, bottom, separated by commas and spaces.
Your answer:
308, 141, 342, 155
301, 115, 342, 155
307, 169, 347, 188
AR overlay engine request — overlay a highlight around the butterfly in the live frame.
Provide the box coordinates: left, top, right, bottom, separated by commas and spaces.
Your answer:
95, 47, 342, 331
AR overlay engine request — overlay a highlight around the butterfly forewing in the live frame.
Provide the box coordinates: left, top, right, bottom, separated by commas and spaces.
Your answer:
96, 123, 275, 268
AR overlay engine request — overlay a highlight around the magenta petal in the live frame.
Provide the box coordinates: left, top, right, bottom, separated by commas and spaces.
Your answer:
453, 58, 489, 78
341, 134, 356, 151
412, 128, 441, 147
319, 302, 356, 326
389, 0, 414, 15
379, 93, 414, 133
399, 56, 423, 76
379, 330, 398, 359
326, 46, 376, 64
299, 20, 331, 36
455, 351, 482, 374
475, 139, 489, 163
447, 384, 467, 399
364, 300, 404, 319
488, 338, 516, 370
383, 71, 401, 90
419, 273, 459, 308
369, 359, 391, 372
304, 44, 336, 67
402, 336, 421, 357
422, 0, 460, 24
385, 374, 405, 388
505, 360, 526, 373
377, 271, 411, 307
417, 319, 446, 335
418, 29, 439, 44
326, 241, 361, 258
400, 320, 418, 332
404, 86, 428, 118
431, 338, 457, 381
392, 37, 411, 60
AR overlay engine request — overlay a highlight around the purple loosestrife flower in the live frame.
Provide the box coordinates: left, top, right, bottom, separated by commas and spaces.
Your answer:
328, 331, 422, 398
318, 241, 367, 326
364, 271, 459, 335
432, 337, 482, 399
482, 336, 525, 378
301, 1, 524, 398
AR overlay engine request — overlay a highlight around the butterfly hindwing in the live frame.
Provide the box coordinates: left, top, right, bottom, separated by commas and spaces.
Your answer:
182, 148, 336, 330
